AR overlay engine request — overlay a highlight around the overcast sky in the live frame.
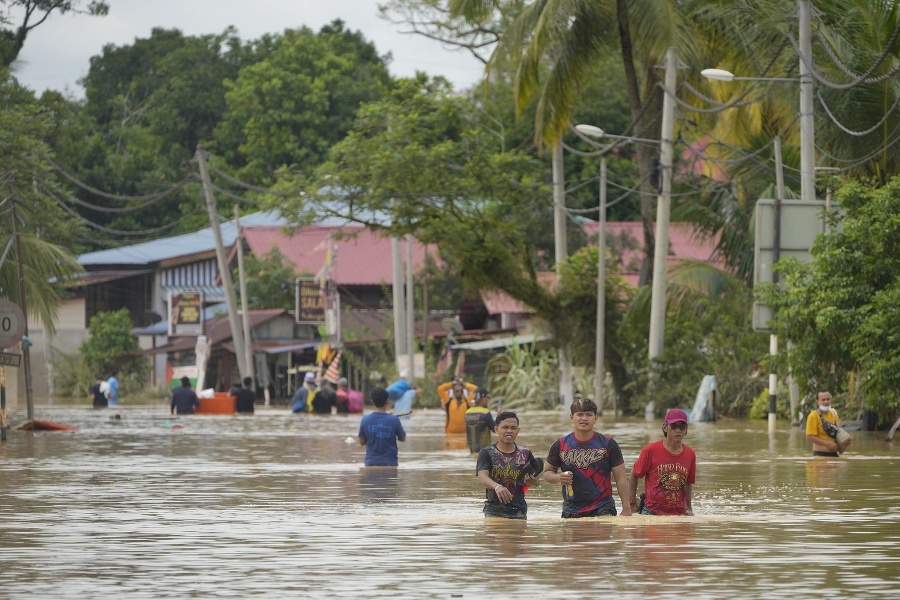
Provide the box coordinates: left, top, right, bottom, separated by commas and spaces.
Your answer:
11, 0, 487, 97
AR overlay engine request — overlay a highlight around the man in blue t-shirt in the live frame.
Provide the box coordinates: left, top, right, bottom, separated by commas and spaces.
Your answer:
358, 387, 406, 466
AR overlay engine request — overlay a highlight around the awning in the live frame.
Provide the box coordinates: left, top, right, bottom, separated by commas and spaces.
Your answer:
449, 334, 550, 351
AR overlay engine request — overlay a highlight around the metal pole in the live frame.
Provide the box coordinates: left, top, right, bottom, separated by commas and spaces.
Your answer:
405, 234, 415, 380
234, 206, 255, 390
1, 367, 6, 442
195, 146, 247, 379
798, 0, 816, 202
553, 144, 573, 407
11, 204, 34, 422
647, 47, 677, 417
594, 159, 607, 413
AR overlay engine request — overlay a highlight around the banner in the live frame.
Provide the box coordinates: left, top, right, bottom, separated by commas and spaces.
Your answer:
168, 292, 203, 336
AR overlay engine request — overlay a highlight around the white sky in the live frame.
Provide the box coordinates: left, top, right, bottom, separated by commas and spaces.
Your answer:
11, 0, 487, 97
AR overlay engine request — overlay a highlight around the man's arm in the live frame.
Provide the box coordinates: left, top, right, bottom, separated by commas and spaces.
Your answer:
627, 469, 641, 506
478, 468, 510, 503
611, 464, 632, 516
358, 436, 367, 447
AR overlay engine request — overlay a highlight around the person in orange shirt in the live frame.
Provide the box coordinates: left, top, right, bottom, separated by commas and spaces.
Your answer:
437, 375, 477, 434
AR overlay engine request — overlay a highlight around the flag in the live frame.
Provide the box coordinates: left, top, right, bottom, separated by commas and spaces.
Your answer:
324, 351, 342, 384
436, 341, 452, 374
454, 350, 466, 378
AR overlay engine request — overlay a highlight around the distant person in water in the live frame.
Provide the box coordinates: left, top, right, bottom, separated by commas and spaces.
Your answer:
806, 390, 852, 457
234, 377, 256, 414
107, 370, 120, 407
465, 387, 495, 453
358, 387, 406, 467
90, 375, 108, 408
437, 375, 477, 434
171, 376, 200, 415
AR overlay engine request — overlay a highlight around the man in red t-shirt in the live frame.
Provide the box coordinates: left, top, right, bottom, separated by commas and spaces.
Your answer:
628, 408, 696, 516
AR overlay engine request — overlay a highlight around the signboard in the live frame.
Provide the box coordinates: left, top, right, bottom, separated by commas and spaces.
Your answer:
296, 278, 326, 324
753, 200, 842, 332
0, 352, 22, 367
168, 292, 204, 336
0, 299, 26, 350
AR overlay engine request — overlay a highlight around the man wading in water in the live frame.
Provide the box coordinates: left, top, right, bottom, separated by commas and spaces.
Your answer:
628, 408, 696, 516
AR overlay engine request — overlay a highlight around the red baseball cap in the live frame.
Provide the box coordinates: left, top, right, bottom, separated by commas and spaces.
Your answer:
664, 408, 689, 424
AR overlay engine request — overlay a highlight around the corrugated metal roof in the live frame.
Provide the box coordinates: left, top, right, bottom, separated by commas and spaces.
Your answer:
79, 211, 289, 266
242, 225, 435, 286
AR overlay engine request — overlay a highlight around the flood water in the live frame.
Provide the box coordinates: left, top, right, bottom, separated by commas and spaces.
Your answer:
1, 403, 898, 598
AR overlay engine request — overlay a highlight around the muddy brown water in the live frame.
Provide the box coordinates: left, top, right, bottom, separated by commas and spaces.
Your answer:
0, 404, 897, 598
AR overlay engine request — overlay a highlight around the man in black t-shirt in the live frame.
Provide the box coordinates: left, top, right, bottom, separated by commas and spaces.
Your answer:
90, 375, 108, 408
234, 376, 256, 414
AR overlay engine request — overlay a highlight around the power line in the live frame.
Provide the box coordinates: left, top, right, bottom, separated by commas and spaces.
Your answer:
48, 158, 196, 205
816, 88, 900, 137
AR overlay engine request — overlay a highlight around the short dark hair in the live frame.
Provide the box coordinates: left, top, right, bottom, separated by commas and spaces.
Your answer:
372, 386, 389, 408
570, 397, 598, 415
243, 377, 253, 387
495, 410, 518, 425
180, 376, 191, 387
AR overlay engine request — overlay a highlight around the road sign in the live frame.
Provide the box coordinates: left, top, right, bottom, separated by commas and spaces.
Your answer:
0, 300, 26, 350
752, 200, 842, 332
0, 352, 21, 367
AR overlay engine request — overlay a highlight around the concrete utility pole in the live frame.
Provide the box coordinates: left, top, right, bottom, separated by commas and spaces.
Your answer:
594, 158, 607, 413
405, 234, 415, 380
10, 204, 34, 422
195, 146, 248, 379
646, 47, 678, 418
798, 0, 816, 202
769, 136, 785, 433
234, 206, 255, 388
552, 143, 574, 407
391, 233, 407, 366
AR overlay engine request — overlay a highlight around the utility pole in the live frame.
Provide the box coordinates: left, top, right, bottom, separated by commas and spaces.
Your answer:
647, 47, 678, 418
770, 136, 785, 434
595, 158, 607, 413
195, 145, 248, 379
10, 203, 34, 422
552, 143, 573, 407
405, 234, 415, 381
391, 233, 407, 367
798, 0, 816, 202
234, 206, 255, 390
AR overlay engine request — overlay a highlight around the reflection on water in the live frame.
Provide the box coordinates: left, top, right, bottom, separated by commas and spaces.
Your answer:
0, 404, 898, 598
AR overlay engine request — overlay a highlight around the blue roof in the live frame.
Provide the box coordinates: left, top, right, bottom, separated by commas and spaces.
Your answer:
79, 211, 289, 267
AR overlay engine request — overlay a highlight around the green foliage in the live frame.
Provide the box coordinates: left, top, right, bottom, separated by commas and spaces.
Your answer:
747, 386, 794, 421
78, 308, 149, 393
759, 176, 900, 416
1, 1, 109, 68
237, 247, 298, 310
619, 275, 768, 418
212, 21, 393, 185
485, 343, 558, 410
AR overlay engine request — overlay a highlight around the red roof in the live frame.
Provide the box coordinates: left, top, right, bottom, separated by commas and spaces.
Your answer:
241, 226, 435, 286
480, 272, 556, 315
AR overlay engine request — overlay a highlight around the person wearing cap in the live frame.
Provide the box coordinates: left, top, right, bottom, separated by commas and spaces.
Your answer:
291, 372, 318, 413
170, 376, 200, 415
437, 375, 477, 434
358, 387, 406, 467
464, 387, 495, 453
543, 397, 632, 518
628, 408, 696, 516
476, 410, 540, 519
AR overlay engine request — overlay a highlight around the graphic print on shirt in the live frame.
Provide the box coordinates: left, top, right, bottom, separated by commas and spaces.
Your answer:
655, 463, 689, 504
546, 433, 624, 515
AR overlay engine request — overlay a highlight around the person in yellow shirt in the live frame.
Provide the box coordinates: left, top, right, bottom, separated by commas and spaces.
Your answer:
805, 390, 852, 457
437, 376, 477, 434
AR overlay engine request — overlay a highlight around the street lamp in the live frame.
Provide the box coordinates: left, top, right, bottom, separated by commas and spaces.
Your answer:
574, 123, 661, 416
701, 1, 815, 202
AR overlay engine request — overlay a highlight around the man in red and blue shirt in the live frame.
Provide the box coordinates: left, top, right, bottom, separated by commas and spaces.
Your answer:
543, 398, 632, 518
